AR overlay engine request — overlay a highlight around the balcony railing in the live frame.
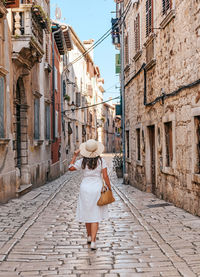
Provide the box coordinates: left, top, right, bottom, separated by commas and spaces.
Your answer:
12, 8, 44, 47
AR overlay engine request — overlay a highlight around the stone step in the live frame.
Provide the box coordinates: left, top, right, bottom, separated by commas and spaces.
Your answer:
16, 184, 33, 198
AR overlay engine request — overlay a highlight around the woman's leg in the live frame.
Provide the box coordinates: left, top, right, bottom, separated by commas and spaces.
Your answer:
91, 222, 99, 242
85, 223, 91, 236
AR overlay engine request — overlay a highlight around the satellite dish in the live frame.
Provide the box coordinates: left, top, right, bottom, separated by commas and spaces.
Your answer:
55, 6, 62, 20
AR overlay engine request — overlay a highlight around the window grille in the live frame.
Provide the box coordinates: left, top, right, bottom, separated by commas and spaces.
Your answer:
162, 0, 172, 15
134, 14, 140, 53
34, 98, 40, 140
146, 0, 153, 37
164, 122, 173, 167
136, 128, 141, 161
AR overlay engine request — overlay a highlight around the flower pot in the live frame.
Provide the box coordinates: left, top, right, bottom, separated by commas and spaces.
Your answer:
116, 167, 123, 178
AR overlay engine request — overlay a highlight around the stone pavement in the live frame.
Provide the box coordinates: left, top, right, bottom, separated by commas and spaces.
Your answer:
0, 154, 199, 277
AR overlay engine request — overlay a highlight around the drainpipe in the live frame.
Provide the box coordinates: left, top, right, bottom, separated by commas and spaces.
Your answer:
120, 2, 126, 183
52, 27, 61, 142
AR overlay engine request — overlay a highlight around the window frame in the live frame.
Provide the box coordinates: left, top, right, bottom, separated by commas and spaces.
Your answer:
45, 103, 51, 140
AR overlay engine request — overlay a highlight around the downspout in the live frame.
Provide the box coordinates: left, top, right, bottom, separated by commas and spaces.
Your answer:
120, 1, 126, 182
52, 27, 61, 142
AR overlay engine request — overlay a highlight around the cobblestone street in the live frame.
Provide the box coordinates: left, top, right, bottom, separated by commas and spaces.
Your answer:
0, 155, 200, 277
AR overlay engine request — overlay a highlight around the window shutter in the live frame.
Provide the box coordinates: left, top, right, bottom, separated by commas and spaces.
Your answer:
162, 0, 171, 15
5, 0, 19, 8
0, 76, 4, 138
134, 14, 140, 52
125, 34, 129, 64
76, 92, 81, 107
55, 111, 58, 138
146, 0, 153, 37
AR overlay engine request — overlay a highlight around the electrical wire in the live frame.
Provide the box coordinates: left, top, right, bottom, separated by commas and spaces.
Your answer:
68, 1, 133, 66
63, 96, 120, 113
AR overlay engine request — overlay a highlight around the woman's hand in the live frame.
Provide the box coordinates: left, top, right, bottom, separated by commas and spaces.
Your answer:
74, 149, 80, 156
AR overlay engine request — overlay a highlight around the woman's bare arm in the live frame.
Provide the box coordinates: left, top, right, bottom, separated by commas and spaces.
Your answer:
68, 149, 80, 171
102, 168, 112, 190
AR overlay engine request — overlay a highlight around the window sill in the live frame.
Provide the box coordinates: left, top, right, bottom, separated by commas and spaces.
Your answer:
0, 66, 8, 76
34, 139, 44, 146
126, 157, 131, 163
192, 174, 200, 184
133, 50, 142, 62
136, 160, 142, 166
45, 139, 52, 146
144, 33, 156, 48
145, 59, 156, 71
0, 138, 10, 145
162, 166, 175, 176
124, 64, 130, 72
160, 9, 176, 29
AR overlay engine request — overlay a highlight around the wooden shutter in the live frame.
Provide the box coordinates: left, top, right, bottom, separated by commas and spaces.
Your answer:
6, 0, 19, 8
0, 76, 4, 138
134, 14, 140, 52
162, 0, 172, 15
125, 34, 129, 64
146, 0, 153, 37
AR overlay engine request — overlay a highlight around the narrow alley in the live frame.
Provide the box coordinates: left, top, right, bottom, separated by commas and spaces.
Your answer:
0, 155, 199, 277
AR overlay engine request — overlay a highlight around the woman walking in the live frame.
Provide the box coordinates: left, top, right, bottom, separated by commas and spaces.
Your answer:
69, 139, 112, 250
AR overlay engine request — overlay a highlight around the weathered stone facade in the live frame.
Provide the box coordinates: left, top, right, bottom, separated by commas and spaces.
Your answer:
117, 0, 200, 215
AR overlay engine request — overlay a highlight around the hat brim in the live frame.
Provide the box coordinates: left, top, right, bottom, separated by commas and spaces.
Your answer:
80, 141, 104, 158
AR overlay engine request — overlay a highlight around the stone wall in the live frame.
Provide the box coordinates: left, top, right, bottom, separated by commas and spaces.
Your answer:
124, 0, 200, 215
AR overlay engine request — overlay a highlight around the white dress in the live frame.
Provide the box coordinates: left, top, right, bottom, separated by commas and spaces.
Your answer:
71, 158, 109, 223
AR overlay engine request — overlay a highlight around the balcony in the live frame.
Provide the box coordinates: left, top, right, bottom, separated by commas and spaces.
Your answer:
8, 1, 50, 69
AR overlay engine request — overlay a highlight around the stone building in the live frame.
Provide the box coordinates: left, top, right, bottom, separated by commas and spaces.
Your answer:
0, 0, 15, 202
102, 102, 115, 153
114, 0, 200, 215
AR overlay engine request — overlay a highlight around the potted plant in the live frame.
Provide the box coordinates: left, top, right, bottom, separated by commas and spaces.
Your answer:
64, 94, 70, 102
113, 153, 123, 178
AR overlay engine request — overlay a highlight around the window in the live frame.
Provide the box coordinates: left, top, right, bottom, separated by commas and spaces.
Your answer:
76, 92, 81, 107
195, 116, 200, 174
162, 0, 172, 15
126, 130, 130, 159
76, 126, 79, 141
45, 104, 50, 140
125, 34, 129, 64
34, 98, 40, 139
54, 67, 58, 91
134, 14, 140, 53
0, 76, 4, 138
164, 122, 173, 167
136, 128, 141, 161
146, 0, 153, 37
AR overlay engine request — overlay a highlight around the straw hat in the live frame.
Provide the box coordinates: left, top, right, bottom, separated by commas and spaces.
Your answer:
80, 139, 104, 158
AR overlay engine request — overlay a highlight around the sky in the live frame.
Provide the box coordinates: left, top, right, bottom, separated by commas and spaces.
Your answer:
50, 0, 120, 103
